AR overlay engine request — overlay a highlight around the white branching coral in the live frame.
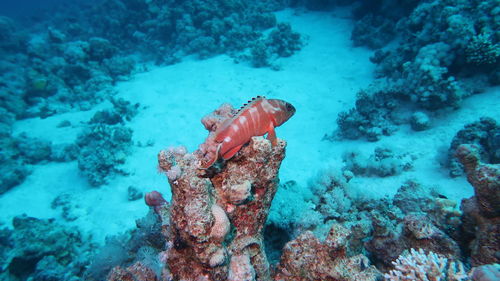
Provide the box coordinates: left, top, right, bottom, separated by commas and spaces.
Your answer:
384, 248, 468, 281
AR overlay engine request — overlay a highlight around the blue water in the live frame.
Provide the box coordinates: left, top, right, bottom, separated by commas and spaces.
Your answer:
0, 0, 499, 280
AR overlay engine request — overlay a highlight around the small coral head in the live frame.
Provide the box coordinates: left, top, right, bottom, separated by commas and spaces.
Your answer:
145, 190, 167, 207
268, 99, 296, 126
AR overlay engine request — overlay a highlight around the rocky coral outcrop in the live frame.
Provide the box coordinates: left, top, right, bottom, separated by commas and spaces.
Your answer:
448, 117, 499, 177
156, 103, 287, 280
456, 144, 499, 266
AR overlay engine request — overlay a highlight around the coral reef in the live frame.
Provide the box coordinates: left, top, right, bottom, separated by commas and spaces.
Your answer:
456, 144, 499, 266
76, 121, 133, 186
76, 99, 138, 186
1, 24, 136, 120
0, 132, 56, 194
274, 224, 381, 280
0, 15, 138, 190
90, 101, 496, 280
0, 1, 303, 191
456, 144, 499, 218
334, 81, 403, 141
448, 117, 499, 177
333, 0, 500, 141
0, 214, 94, 280
103, 102, 384, 281
55, 0, 302, 66
351, 14, 396, 49
85, 209, 168, 281
249, 23, 303, 68
270, 172, 464, 273
342, 146, 413, 177
366, 180, 465, 269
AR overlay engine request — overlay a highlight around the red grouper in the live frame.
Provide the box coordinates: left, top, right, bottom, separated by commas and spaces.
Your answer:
202, 96, 295, 169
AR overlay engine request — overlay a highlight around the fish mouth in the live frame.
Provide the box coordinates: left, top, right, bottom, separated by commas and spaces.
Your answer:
286, 102, 296, 114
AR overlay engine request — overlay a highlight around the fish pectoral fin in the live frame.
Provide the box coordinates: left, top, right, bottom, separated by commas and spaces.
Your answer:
221, 144, 244, 160
200, 143, 222, 169
266, 126, 277, 146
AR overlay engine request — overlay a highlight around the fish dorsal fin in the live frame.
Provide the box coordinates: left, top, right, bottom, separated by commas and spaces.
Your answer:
236, 96, 265, 114
215, 96, 266, 142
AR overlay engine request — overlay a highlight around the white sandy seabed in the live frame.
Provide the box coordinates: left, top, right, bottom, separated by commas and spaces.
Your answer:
1, 9, 499, 243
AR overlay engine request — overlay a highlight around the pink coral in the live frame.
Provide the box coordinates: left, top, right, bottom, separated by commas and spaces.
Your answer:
145, 191, 168, 215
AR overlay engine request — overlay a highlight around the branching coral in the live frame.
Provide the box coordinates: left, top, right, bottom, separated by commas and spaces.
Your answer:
384, 248, 468, 281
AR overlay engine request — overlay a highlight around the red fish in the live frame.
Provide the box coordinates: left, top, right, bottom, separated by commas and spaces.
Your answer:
202, 96, 295, 169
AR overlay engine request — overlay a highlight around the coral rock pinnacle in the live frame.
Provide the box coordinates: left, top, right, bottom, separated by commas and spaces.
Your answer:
157, 104, 287, 281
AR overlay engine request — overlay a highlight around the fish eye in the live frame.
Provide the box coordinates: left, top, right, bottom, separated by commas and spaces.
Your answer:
286, 103, 295, 112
